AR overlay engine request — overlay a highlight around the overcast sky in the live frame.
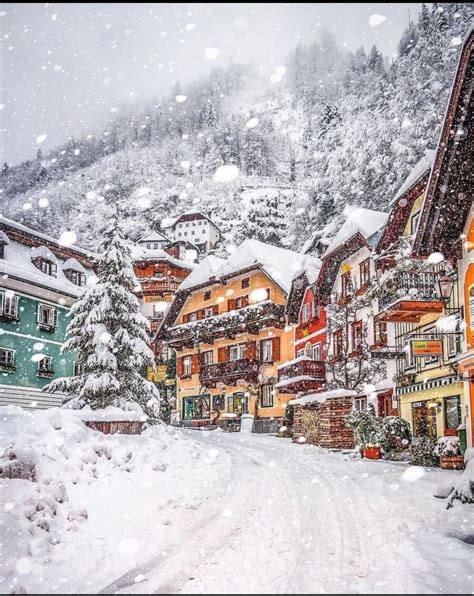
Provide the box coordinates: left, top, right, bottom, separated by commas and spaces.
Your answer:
0, 3, 423, 165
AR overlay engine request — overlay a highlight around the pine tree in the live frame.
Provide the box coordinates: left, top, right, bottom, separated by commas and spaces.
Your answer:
45, 213, 160, 412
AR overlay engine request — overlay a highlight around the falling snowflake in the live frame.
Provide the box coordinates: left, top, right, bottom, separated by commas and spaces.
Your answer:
245, 118, 259, 129
204, 47, 219, 61
175, 95, 187, 103
59, 231, 77, 247
369, 14, 387, 27
36, 134, 47, 144
213, 164, 239, 183
38, 197, 49, 208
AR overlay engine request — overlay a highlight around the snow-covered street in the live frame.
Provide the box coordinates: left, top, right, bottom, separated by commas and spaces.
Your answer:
101, 431, 472, 595
1, 409, 473, 594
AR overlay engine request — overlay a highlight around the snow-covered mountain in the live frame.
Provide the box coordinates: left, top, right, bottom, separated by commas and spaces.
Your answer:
1, 3, 472, 252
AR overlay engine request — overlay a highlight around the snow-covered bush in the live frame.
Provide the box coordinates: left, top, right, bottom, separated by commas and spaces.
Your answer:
446, 449, 474, 508
434, 436, 461, 458
409, 436, 439, 467
346, 405, 382, 448
379, 416, 412, 454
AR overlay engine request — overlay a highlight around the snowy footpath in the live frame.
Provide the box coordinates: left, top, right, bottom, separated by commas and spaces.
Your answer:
1, 409, 473, 594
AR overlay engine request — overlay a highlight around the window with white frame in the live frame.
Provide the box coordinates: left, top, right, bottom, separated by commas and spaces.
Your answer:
312, 343, 322, 361
301, 303, 310, 323
0, 348, 15, 370
37, 356, 53, 376
260, 384, 274, 407
204, 306, 214, 318
37, 304, 58, 329
353, 397, 367, 412
230, 344, 246, 361
202, 350, 214, 366
261, 339, 273, 362
183, 355, 192, 375
305, 341, 313, 357
296, 348, 305, 358
1, 292, 19, 319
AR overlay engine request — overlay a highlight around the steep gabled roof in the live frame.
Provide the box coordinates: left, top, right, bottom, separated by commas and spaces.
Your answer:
413, 27, 474, 259
286, 256, 322, 324
169, 210, 222, 233
376, 152, 434, 258
316, 208, 388, 303
137, 230, 171, 244
131, 245, 196, 271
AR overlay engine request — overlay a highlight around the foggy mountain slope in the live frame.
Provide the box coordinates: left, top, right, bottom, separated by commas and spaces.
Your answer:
1, 3, 472, 252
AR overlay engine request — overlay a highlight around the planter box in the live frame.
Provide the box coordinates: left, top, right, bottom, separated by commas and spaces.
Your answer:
440, 455, 465, 470
363, 446, 381, 460
85, 420, 144, 435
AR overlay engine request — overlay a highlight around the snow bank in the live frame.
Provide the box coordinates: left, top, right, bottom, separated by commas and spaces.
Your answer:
71, 405, 147, 422
0, 406, 228, 594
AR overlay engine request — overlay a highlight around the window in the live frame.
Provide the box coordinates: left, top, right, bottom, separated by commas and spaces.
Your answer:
183, 395, 210, 420
183, 356, 192, 376
228, 392, 248, 415
352, 321, 363, 352
241, 277, 250, 289
374, 321, 388, 346
34, 259, 57, 277
296, 348, 305, 358
188, 312, 197, 322
359, 259, 370, 288
0, 348, 15, 371
229, 344, 246, 361
74, 361, 84, 376
37, 304, 58, 330
341, 272, 351, 298
446, 316, 463, 357
235, 295, 248, 309
260, 384, 274, 407
1, 293, 19, 320
353, 397, 367, 412
204, 306, 214, 318
312, 343, 322, 361
202, 350, 214, 366
333, 330, 343, 357
411, 211, 421, 235
37, 356, 53, 377
154, 271, 164, 279
301, 303, 311, 323
304, 341, 313, 357
444, 396, 461, 431
64, 269, 86, 286
204, 290, 211, 301
261, 339, 273, 362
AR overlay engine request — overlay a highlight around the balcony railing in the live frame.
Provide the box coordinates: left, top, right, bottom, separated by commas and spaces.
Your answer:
138, 279, 181, 295
276, 357, 326, 394
377, 272, 444, 322
165, 301, 285, 348
199, 358, 260, 387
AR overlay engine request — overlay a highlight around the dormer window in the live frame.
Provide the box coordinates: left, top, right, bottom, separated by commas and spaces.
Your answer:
31, 246, 58, 277
0, 230, 10, 259
62, 258, 87, 287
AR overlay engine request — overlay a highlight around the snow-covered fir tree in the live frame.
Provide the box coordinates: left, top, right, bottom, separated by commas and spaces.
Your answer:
45, 214, 160, 412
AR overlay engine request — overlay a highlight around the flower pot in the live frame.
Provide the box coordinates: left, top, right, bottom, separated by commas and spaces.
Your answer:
363, 446, 381, 460
440, 455, 465, 470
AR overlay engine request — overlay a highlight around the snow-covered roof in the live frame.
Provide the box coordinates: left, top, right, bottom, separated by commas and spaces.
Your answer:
0, 238, 93, 298
180, 240, 309, 294
0, 216, 91, 257
291, 255, 321, 285
178, 254, 225, 290
131, 245, 196, 270
137, 230, 171, 244
390, 149, 436, 206
323, 208, 389, 257
289, 389, 356, 406
30, 245, 58, 262
168, 210, 222, 233
62, 257, 87, 273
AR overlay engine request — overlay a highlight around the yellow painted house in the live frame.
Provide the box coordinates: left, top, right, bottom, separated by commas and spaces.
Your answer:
375, 151, 466, 440
156, 240, 305, 427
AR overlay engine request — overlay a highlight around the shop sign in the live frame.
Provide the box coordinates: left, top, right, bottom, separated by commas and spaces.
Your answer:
411, 339, 442, 357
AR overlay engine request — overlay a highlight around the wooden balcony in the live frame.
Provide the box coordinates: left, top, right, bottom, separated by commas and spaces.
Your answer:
377, 272, 444, 323
138, 279, 181, 295
199, 358, 260, 387
276, 358, 326, 394
165, 302, 285, 349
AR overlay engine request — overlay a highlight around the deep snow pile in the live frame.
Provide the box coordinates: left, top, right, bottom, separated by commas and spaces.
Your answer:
0, 406, 228, 594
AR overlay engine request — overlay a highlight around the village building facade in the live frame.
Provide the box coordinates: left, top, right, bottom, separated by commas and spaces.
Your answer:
0, 217, 94, 409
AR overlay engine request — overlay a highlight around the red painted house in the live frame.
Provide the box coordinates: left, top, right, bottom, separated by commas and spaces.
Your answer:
278, 257, 326, 395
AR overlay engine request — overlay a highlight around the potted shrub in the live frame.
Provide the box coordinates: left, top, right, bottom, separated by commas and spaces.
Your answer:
346, 405, 382, 459
435, 436, 465, 470
379, 416, 412, 459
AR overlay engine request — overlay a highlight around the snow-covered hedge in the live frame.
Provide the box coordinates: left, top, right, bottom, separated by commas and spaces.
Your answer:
434, 436, 461, 458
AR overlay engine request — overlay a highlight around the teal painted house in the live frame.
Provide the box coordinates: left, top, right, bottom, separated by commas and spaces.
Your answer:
0, 217, 94, 409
